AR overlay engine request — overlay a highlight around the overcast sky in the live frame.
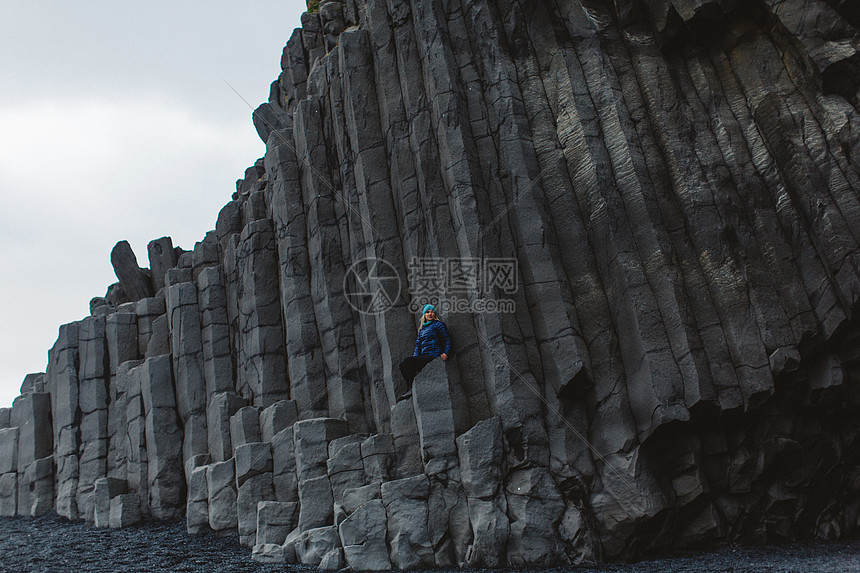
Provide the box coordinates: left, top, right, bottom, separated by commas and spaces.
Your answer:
0, 2, 307, 407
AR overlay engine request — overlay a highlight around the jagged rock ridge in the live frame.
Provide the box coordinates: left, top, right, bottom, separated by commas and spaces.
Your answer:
2, 0, 860, 568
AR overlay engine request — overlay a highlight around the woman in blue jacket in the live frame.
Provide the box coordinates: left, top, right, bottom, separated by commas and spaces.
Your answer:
398, 304, 451, 400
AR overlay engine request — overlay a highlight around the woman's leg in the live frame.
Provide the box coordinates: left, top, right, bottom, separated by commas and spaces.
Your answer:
399, 356, 423, 387
398, 355, 436, 396
398, 357, 414, 386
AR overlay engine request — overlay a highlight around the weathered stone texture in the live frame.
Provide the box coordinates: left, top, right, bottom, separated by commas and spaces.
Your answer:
11, 392, 53, 516
20, 373, 45, 394
255, 500, 298, 546
411, 360, 458, 476
298, 474, 334, 531
339, 498, 391, 571
230, 406, 261, 449
139, 355, 184, 520
26, 456, 54, 517
0, 472, 18, 516
260, 400, 297, 443
166, 281, 208, 461
76, 315, 110, 523
186, 456, 210, 534
235, 219, 288, 407
327, 436, 365, 503
94, 477, 126, 528
106, 313, 138, 376
0, 428, 19, 476
294, 418, 349, 482
135, 296, 165, 357
208, 392, 245, 462
197, 266, 234, 401
207, 459, 238, 532
105, 312, 137, 478
147, 236, 177, 290
456, 417, 508, 567
48, 322, 81, 521
382, 475, 435, 570
238, 472, 275, 546
271, 426, 298, 502
111, 241, 154, 302
265, 134, 330, 422
121, 360, 148, 516
109, 493, 141, 528
3, 0, 860, 568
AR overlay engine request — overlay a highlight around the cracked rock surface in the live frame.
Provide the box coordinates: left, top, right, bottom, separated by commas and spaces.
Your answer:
1, 0, 860, 568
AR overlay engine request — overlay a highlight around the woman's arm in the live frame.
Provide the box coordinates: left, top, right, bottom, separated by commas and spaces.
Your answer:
437, 321, 451, 357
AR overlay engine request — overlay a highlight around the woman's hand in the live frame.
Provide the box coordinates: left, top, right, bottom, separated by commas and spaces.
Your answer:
440, 353, 448, 361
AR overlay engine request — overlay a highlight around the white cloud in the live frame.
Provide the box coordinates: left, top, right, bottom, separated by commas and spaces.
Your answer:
0, 0, 310, 409
0, 94, 265, 407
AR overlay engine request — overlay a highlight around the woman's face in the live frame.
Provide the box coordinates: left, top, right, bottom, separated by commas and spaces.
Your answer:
424, 309, 436, 320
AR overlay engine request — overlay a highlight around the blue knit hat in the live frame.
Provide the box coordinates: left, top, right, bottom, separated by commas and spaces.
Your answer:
421, 304, 436, 316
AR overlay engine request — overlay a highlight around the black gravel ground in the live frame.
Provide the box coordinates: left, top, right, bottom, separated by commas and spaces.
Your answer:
1, 513, 858, 573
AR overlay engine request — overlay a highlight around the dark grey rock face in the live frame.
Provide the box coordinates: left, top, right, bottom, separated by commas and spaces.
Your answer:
110, 241, 154, 302
147, 237, 177, 291
2, 0, 860, 568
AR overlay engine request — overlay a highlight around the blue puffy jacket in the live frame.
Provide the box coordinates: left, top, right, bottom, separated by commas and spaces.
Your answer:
413, 320, 451, 357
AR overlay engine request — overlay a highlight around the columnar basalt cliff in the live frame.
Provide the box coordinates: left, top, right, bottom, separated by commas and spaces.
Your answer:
2, 0, 860, 568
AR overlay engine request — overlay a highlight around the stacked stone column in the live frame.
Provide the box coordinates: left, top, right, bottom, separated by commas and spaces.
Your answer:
11, 389, 53, 516
166, 281, 208, 462
76, 316, 110, 523
49, 322, 81, 520
0, 425, 18, 515
105, 307, 139, 481
139, 355, 185, 519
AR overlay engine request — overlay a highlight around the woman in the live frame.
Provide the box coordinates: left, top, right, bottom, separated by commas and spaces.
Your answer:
398, 304, 451, 400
